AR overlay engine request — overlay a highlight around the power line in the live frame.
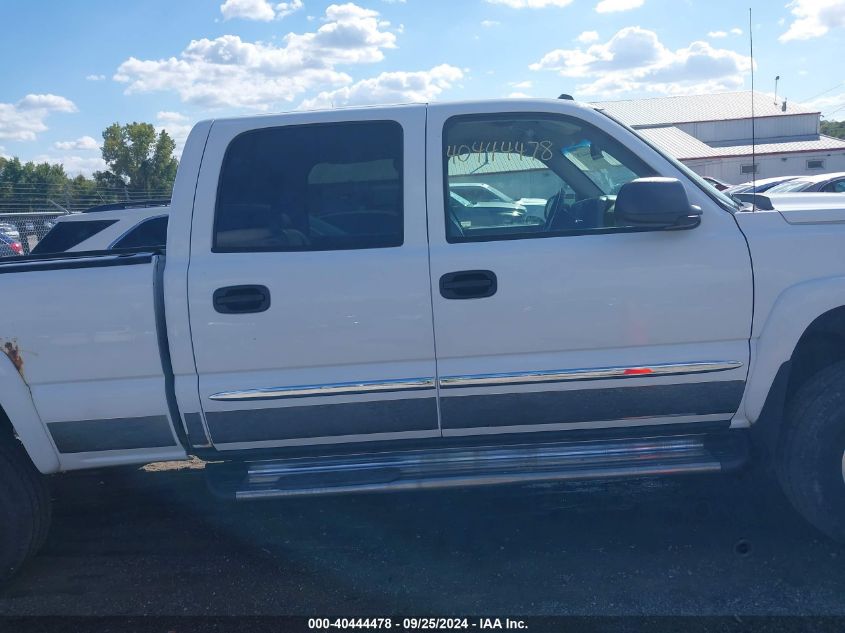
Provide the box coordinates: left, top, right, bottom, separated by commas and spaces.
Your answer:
823, 102, 845, 118
801, 81, 845, 105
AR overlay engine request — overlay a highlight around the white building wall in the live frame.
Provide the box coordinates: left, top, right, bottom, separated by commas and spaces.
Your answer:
675, 114, 819, 144
685, 151, 845, 185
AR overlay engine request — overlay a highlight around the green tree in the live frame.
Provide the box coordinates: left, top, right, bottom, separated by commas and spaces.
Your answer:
0, 156, 69, 210
98, 122, 178, 193
821, 120, 845, 140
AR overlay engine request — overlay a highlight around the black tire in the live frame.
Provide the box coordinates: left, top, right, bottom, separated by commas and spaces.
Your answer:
0, 437, 52, 583
777, 360, 845, 542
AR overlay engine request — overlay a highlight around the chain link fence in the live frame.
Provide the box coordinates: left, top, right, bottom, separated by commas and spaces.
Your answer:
0, 184, 172, 254
0, 212, 67, 255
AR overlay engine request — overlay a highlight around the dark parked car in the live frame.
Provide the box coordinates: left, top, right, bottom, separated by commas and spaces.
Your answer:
702, 176, 730, 191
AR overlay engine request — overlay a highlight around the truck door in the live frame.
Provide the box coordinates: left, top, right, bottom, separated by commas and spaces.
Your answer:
187, 107, 438, 451
425, 102, 753, 438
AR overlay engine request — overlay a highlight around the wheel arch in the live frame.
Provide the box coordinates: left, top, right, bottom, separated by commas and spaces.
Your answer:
745, 278, 845, 460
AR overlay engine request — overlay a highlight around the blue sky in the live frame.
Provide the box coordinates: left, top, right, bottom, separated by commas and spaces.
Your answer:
1, 0, 844, 175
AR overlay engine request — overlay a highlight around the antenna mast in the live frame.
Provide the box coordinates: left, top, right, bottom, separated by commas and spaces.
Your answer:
749, 8, 757, 196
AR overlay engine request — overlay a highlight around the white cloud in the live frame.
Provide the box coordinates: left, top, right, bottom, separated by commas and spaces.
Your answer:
17, 94, 77, 111
481, 19, 500, 27
0, 94, 77, 142
156, 111, 193, 155
508, 92, 532, 98
484, 0, 573, 8
709, 27, 742, 38
157, 111, 190, 123
595, 0, 643, 13
220, 0, 303, 21
530, 27, 750, 97
115, 3, 397, 109
510, 80, 533, 89
780, 0, 845, 41
86, 74, 106, 81
33, 154, 106, 178
299, 64, 463, 109
804, 91, 845, 117
576, 30, 600, 43
54, 136, 99, 151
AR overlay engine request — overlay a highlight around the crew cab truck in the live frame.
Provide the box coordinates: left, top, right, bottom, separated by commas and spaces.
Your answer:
3, 98, 845, 580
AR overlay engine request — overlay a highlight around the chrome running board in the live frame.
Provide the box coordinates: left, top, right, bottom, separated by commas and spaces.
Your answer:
206, 433, 747, 501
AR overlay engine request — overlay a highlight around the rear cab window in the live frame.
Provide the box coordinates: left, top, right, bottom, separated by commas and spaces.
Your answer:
31, 219, 118, 254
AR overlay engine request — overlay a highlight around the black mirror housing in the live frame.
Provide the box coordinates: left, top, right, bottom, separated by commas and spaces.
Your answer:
615, 177, 702, 230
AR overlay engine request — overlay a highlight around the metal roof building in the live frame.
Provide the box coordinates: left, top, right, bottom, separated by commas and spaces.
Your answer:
591, 91, 845, 184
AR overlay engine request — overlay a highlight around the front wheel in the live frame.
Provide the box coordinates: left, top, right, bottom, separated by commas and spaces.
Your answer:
0, 437, 52, 582
777, 361, 845, 542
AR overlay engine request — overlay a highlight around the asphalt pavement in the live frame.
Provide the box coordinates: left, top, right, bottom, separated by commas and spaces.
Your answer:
1, 459, 844, 616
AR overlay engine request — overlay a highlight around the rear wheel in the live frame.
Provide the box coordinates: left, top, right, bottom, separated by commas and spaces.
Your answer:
0, 437, 52, 582
777, 361, 845, 542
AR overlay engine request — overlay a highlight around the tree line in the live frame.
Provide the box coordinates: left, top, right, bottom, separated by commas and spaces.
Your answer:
0, 123, 178, 213
821, 120, 845, 140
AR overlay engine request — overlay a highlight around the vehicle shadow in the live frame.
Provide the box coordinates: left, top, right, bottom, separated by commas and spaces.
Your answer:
1, 462, 843, 616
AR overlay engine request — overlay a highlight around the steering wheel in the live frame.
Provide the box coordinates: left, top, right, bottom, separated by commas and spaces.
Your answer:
544, 190, 582, 231
447, 206, 465, 239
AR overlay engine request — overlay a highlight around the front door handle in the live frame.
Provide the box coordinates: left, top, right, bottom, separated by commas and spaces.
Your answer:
213, 285, 271, 314
439, 270, 497, 300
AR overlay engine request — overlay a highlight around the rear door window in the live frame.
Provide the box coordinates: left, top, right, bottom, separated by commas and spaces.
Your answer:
822, 179, 845, 193
213, 121, 403, 252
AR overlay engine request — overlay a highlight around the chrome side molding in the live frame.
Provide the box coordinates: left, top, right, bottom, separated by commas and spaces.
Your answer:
208, 361, 743, 402
438, 361, 743, 389
209, 377, 436, 402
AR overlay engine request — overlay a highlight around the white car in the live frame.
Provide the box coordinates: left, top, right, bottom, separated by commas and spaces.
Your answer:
0, 222, 21, 241
449, 182, 547, 220
31, 202, 169, 254
3, 98, 845, 581
766, 171, 845, 193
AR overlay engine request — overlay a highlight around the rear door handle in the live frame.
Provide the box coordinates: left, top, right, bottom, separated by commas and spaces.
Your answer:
213, 285, 271, 314
439, 270, 497, 300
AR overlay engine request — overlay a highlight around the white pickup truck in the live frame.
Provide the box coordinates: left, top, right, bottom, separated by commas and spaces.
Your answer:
2, 98, 845, 580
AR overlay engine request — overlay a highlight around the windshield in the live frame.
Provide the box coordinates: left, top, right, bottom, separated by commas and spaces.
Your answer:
768, 179, 812, 193
596, 109, 740, 211
727, 184, 752, 194
560, 140, 640, 195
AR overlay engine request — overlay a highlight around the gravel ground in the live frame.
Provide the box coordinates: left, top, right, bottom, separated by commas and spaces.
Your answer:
1, 461, 844, 616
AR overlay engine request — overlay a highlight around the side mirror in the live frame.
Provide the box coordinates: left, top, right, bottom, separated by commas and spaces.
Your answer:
615, 177, 702, 230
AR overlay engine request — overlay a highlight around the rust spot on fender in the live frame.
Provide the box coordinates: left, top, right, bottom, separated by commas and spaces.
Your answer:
2, 339, 24, 378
